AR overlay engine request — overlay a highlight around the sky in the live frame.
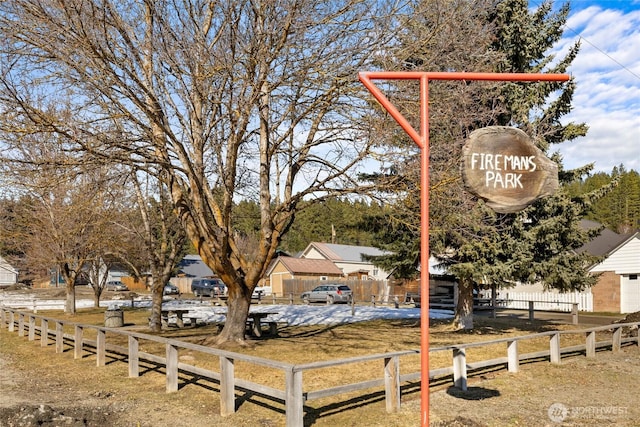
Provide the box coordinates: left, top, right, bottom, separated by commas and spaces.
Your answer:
551, 0, 640, 173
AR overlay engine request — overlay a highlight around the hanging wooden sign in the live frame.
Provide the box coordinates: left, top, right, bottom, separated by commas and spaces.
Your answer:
461, 126, 558, 213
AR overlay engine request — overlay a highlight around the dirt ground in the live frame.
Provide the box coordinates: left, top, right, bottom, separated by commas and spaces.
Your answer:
1, 286, 639, 426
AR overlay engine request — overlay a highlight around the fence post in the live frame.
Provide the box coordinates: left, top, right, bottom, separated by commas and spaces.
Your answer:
18, 313, 25, 337
33, 298, 37, 313
40, 318, 48, 347
571, 303, 579, 325
528, 301, 535, 321
452, 348, 467, 390
8, 311, 15, 332
27, 315, 36, 341
289, 293, 293, 305
371, 295, 376, 307
74, 325, 84, 359
586, 330, 596, 358
384, 356, 401, 412
219, 355, 236, 416
0, 307, 5, 328
55, 321, 64, 353
507, 340, 519, 373
351, 297, 355, 316
612, 327, 622, 352
550, 333, 561, 364
128, 335, 139, 377
285, 368, 303, 427
96, 329, 106, 366
166, 342, 179, 392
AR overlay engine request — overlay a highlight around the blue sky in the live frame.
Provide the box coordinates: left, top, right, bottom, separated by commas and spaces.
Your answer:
550, 0, 640, 173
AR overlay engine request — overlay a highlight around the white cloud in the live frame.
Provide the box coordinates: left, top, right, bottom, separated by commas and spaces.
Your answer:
556, 5, 640, 173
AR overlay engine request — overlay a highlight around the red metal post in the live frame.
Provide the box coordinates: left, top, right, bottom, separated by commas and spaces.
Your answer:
359, 71, 569, 427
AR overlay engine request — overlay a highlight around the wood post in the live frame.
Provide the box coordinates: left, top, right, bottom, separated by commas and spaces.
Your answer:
550, 333, 561, 364
612, 327, 621, 352
55, 321, 64, 353
586, 331, 596, 358
8, 311, 15, 332
384, 356, 401, 412
96, 329, 106, 366
528, 301, 535, 322
40, 318, 48, 347
220, 356, 236, 416
128, 335, 139, 377
74, 325, 84, 359
166, 343, 179, 392
18, 313, 25, 337
285, 369, 303, 427
507, 340, 519, 373
28, 315, 36, 341
452, 348, 467, 390
571, 303, 579, 325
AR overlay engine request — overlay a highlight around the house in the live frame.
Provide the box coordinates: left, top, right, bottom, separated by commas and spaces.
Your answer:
496, 221, 639, 313
0, 255, 18, 287
587, 231, 640, 313
300, 242, 392, 281
175, 254, 215, 278
266, 256, 344, 296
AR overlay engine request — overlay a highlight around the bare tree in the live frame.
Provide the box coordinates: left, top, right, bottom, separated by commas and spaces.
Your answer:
122, 171, 187, 332
0, 138, 120, 313
0, 0, 399, 343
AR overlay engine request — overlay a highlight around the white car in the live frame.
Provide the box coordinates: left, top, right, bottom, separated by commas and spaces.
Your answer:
301, 284, 352, 304
106, 281, 129, 291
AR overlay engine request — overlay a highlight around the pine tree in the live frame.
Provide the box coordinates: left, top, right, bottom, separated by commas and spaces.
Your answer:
366, 0, 609, 329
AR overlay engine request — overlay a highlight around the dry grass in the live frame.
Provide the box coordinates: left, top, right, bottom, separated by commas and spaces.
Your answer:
2, 305, 638, 426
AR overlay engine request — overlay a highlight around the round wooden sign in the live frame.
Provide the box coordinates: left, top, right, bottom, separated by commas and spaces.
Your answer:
461, 126, 558, 213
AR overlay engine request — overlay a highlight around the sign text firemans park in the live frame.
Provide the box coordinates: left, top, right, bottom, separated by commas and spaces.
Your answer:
461, 126, 558, 213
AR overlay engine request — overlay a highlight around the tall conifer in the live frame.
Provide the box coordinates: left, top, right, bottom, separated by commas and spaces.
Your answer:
367, 0, 611, 329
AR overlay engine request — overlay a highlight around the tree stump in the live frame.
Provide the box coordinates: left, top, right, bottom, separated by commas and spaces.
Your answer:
104, 308, 124, 328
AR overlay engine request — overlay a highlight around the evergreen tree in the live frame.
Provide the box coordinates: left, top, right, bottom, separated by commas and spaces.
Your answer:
366, 0, 609, 329
567, 165, 640, 233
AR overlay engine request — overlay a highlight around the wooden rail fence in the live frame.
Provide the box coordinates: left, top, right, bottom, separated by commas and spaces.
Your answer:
0, 306, 638, 426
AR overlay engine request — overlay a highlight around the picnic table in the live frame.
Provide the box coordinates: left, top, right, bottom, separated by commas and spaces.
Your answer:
214, 310, 280, 337
161, 308, 197, 328
247, 312, 279, 337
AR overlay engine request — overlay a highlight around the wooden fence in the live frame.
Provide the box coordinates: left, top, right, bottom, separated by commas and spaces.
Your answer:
0, 306, 638, 426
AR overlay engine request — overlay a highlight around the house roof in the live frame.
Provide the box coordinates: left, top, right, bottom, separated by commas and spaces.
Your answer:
575, 220, 632, 257
302, 242, 387, 262
270, 256, 343, 276
176, 254, 215, 278
0, 255, 18, 274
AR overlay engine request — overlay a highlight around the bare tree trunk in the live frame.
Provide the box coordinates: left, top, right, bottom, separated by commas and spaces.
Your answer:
92, 288, 102, 308
454, 276, 474, 330
215, 292, 251, 345
65, 282, 76, 315
148, 279, 163, 332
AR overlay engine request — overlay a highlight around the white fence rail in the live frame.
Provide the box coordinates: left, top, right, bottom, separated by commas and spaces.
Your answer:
495, 291, 593, 312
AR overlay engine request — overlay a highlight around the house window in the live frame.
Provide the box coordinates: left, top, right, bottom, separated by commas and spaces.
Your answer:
320, 276, 328, 281
630, 274, 638, 280
373, 268, 379, 276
